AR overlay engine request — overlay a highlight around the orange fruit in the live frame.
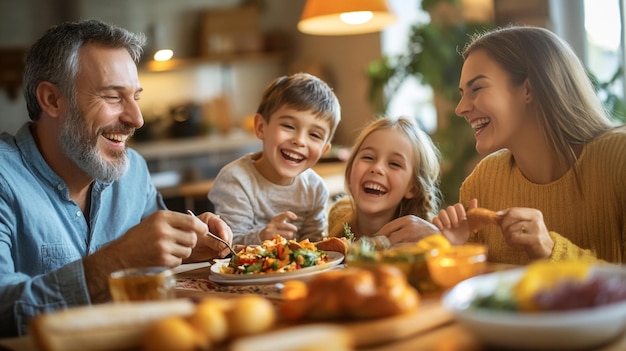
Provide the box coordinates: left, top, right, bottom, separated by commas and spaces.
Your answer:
143, 316, 204, 351
227, 295, 276, 337
281, 280, 308, 300
188, 299, 229, 345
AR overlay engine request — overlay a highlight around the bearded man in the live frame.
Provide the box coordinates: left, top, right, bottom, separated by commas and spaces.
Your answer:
0, 19, 233, 337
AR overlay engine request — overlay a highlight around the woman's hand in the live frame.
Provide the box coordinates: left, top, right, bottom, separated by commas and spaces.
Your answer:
498, 207, 554, 259
432, 199, 478, 245
377, 215, 440, 245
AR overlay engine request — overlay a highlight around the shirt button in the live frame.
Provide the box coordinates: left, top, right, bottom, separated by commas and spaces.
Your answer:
57, 184, 63, 190
76, 211, 81, 217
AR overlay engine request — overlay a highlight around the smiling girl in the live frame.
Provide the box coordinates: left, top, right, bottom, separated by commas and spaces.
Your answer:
328, 116, 442, 244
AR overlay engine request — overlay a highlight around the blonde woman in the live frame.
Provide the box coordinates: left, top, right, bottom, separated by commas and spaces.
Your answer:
434, 26, 626, 264
328, 116, 442, 244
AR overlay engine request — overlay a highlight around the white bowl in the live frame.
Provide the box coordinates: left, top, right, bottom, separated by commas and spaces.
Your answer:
442, 265, 626, 350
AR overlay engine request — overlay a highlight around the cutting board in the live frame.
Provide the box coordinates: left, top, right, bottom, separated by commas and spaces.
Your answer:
229, 300, 452, 351
27, 297, 451, 351
341, 298, 452, 347
249, 297, 452, 350
175, 264, 454, 347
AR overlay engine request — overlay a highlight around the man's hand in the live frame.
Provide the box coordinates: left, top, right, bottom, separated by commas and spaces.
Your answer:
83, 210, 206, 302
187, 211, 234, 260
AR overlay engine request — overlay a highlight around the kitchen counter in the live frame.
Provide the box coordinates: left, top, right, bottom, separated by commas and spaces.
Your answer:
131, 129, 262, 190
131, 129, 261, 161
131, 131, 347, 212
158, 161, 346, 212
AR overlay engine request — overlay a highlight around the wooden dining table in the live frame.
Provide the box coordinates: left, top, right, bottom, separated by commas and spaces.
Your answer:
173, 262, 626, 351
2, 262, 626, 351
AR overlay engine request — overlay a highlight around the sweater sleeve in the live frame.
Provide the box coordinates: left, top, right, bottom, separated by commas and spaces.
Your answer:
296, 175, 328, 243
548, 231, 606, 263
208, 164, 261, 246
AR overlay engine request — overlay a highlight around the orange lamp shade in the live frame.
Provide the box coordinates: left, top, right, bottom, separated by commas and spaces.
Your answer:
298, 0, 397, 36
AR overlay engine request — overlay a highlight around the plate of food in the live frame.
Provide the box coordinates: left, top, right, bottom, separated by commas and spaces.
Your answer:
442, 261, 626, 350
210, 252, 345, 283
209, 235, 345, 285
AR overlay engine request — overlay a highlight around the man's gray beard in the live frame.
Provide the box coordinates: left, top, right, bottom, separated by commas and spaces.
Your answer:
59, 105, 129, 183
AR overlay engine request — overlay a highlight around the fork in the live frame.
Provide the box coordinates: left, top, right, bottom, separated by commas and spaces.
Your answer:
186, 210, 237, 256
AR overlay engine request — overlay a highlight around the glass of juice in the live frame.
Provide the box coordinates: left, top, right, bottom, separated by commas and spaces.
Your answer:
108, 266, 175, 302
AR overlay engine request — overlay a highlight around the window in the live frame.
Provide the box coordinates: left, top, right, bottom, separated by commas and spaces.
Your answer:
381, 0, 626, 130
584, 0, 624, 103
383, 0, 437, 132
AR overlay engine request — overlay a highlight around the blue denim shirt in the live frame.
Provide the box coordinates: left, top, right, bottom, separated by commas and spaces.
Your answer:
0, 124, 166, 336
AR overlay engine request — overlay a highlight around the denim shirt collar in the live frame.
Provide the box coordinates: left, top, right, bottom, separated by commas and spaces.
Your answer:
15, 123, 112, 201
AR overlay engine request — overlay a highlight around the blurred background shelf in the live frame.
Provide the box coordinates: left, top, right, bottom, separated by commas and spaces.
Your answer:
142, 50, 290, 72
157, 161, 346, 213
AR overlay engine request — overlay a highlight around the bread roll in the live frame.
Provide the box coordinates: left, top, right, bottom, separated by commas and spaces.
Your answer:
466, 207, 501, 232
30, 299, 196, 351
315, 237, 350, 256
280, 265, 419, 321
143, 316, 205, 351
227, 295, 276, 338
187, 298, 229, 345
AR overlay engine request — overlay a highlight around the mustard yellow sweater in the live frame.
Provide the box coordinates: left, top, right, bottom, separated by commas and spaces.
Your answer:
461, 127, 626, 264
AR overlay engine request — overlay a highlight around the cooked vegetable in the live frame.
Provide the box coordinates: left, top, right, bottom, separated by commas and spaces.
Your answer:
221, 235, 329, 275
342, 223, 355, 242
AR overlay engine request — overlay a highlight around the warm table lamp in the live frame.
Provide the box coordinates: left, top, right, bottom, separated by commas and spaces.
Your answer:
298, 0, 397, 35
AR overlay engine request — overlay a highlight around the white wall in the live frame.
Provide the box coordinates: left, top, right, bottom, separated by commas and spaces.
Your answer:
0, 0, 58, 134
0, 0, 269, 135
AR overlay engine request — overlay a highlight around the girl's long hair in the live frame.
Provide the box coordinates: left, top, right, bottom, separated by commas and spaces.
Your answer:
344, 116, 442, 221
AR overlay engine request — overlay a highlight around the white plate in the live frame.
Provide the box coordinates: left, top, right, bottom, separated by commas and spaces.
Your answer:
209, 264, 347, 286
442, 265, 626, 350
210, 251, 344, 282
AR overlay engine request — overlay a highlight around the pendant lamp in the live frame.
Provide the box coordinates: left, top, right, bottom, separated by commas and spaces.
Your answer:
298, 0, 397, 36
147, 23, 174, 62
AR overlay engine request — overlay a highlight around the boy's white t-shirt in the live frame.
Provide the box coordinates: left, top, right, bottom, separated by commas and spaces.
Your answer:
208, 152, 329, 245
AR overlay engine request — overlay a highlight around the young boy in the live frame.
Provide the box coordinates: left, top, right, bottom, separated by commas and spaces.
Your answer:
208, 73, 341, 245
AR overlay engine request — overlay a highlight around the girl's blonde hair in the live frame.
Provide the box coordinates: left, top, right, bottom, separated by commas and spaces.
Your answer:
344, 116, 442, 221
462, 26, 614, 179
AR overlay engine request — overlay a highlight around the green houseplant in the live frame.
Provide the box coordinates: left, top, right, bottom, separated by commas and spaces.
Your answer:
589, 67, 626, 123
